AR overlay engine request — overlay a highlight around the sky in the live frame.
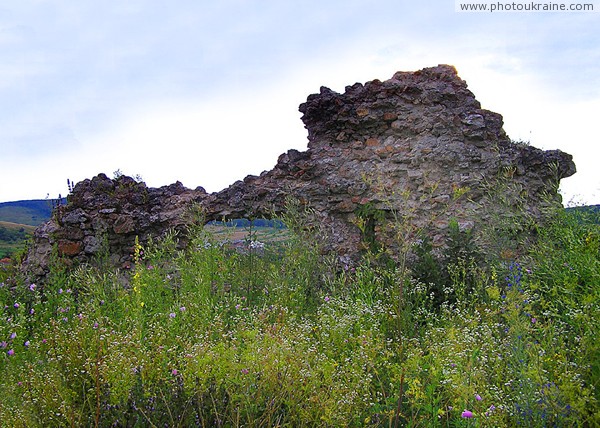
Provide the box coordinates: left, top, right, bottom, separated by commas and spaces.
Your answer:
0, 0, 598, 205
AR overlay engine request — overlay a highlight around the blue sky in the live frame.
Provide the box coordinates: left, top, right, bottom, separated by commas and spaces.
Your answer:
1, 0, 598, 205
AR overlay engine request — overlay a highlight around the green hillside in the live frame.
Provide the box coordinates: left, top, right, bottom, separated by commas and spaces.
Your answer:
0, 221, 36, 259
0, 199, 64, 258
0, 199, 63, 226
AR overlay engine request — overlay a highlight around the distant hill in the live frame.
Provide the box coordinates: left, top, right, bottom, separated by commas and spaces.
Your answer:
0, 198, 65, 258
0, 221, 36, 259
0, 198, 66, 226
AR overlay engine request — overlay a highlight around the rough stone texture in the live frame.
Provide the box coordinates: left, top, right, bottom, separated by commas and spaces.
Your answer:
22, 65, 576, 280
22, 174, 208, 278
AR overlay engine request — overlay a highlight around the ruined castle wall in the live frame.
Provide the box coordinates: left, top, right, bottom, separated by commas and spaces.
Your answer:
22, 65, 576, 279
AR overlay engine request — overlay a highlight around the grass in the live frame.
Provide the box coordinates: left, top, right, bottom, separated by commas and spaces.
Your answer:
0, 206, 598, 427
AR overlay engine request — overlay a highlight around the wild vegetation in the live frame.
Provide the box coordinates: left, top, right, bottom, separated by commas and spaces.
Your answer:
0, 201, 598, 427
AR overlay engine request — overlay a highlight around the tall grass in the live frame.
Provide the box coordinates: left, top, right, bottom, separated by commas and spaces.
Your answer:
0, 206, 598, 427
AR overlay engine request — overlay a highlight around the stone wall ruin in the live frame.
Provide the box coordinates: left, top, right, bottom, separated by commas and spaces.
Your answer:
22, 65, 576, 280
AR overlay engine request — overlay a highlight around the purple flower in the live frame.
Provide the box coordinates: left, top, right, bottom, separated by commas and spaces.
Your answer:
93, 322, 99, 329
0, 341, 6, 348
171, 369, 178, 376
179, 306, 186, 312
324, 296, 330, 302
475, 394, 482, 401
24, 340, 30, 347
13, 303, 20, 309
241, 368, 249, 375
461, 410, 474, 418
29, 308, 35, 315
9, 332, 16, 340
29, 284, 36, 291
169, 312, 176, 319
531, 317, 537, 324
7, 349, 14, 356
58, 288, 63, 294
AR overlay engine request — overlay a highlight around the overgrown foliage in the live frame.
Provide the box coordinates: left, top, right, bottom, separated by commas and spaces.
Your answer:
0, 205, 598, 427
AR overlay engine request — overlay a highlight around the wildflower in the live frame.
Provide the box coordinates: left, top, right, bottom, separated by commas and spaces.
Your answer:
9, 332, 16, 340
42, 339, 47, 344
93, 322, 99, 329
0, 341, 6, 348
461, 410, 474, 418
58, 288, 63, 294
7, 349, 14, 356
241, 368, 249, 375
171, 369, 178, 376
13, 303, 20, 309
531, 317, 537, 324
179, 306, 186, 312
475, 394, 482, 401
29, 308, 35, 315
169, 312, 176, 319
24, 340, 30, 347
324, 296, 330, 302
249, 240, 265, 250
29, 284, 36, 291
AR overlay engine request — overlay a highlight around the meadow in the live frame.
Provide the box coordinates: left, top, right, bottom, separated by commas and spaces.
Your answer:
0, 204, 598, 427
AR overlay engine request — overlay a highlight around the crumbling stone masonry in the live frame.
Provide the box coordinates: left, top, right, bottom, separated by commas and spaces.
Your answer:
22, 65, 575, 280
